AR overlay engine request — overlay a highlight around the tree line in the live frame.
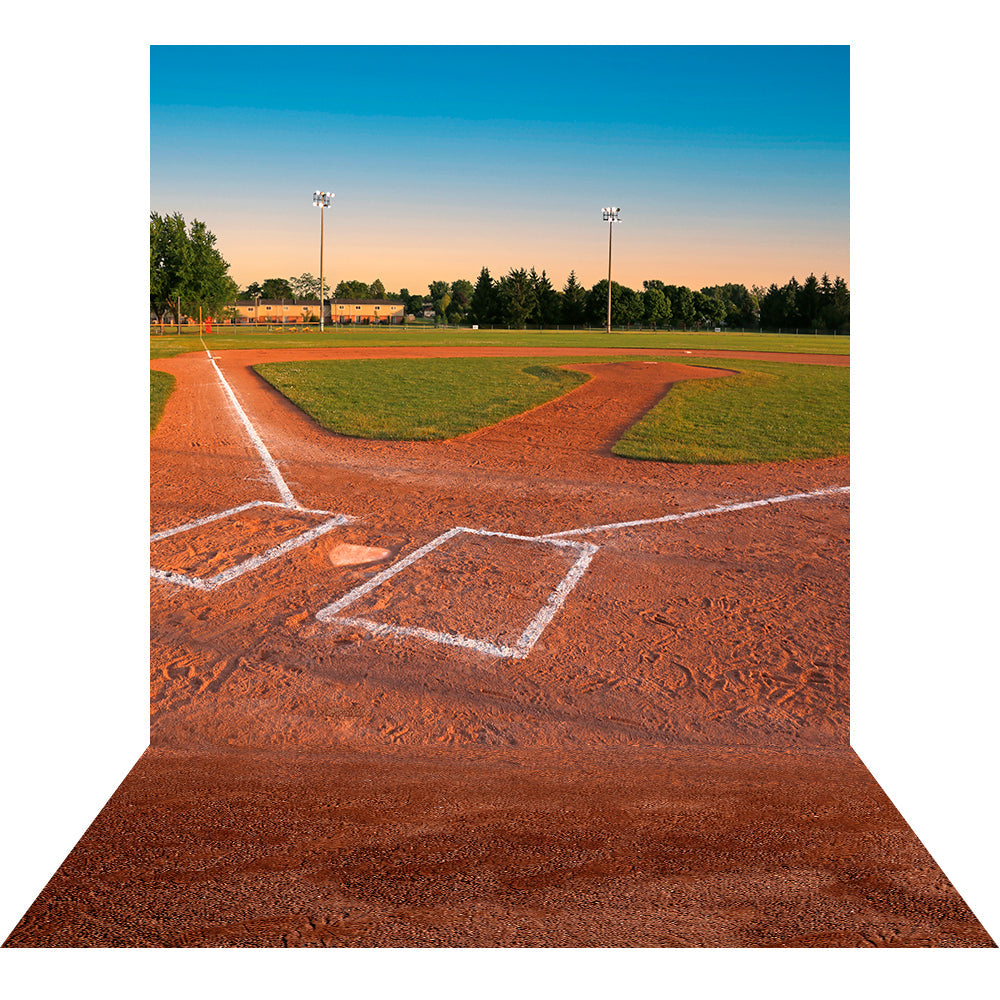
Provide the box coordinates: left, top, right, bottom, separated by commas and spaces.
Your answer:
237, 268, 850, 332
412, 267, 850, 332
153, 213, 849, 331
150, 212, 240, 324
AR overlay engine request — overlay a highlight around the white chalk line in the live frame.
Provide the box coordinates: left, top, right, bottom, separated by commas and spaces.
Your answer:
164, 340, 848, 653
203, 344, 298, 508
150, 342, 358, 590
539, 484, 850, 538
314, 485, 848, 660
315, 527, 599, 660
151, 511, 352, 591
150, 499, 346, 542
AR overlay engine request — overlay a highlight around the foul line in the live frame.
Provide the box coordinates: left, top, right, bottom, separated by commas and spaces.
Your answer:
539, 485, 850, 539
201, 341, 298, 508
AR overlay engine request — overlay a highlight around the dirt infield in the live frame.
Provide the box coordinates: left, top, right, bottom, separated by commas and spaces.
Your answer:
4, 345, 993, 948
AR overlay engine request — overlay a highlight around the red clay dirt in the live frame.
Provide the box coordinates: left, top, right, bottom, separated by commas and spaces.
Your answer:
4, 345, 992, 948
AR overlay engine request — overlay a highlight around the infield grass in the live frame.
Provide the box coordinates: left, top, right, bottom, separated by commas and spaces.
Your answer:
150, 370, 175, 433
253, 355, 848, 462
254, 358, 589, 440
612, 359, 849, 463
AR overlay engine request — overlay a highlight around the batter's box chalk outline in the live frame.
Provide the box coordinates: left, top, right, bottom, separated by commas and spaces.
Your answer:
314, 527, 599, 660
150, 500, 354, 591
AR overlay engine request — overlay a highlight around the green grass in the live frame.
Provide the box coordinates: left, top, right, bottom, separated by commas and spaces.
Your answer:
254, 358, 590, 440
254, 354, 848, 463
612, 358, 849, 463
151, 328, 849, 360
150, 369, 176, 433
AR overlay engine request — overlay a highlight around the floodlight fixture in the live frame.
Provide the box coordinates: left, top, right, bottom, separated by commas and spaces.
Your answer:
601, 205, 622, 334
312, 190, 334, 330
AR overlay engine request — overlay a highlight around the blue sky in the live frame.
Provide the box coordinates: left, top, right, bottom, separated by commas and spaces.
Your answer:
151, 45, 849, 294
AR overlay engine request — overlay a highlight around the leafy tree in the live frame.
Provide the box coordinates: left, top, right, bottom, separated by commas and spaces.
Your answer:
150, 211, 192, 326
290, 273, 329, 301
700, 283, 756, 329
561, 271, 587, 325
368, 278, 386, 299
585, 279, 638, 327
662, 285, 696, 329
260, 277, 294, 300
449, 278, 474, 323
243, 281, 263, 298
781, 277, 801, 327
428, 280, 452, 322
692, 291, 726, 328
642, 286, 670, 328
335, 279, 370, 298
150, 212, 237, 328
399, 288, 425, 316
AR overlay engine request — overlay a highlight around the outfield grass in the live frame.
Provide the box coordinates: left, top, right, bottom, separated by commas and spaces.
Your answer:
254, 355, 848, 462
150, 370, 176, 433
151, 328, 849, 360
612, 358, 849, 463
254, 358, 589, 440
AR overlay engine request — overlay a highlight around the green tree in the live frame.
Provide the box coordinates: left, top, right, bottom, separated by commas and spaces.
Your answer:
399, 288, 425, 316
150, 212, 237, 328
531, 269, 561, 326
449, 278, 474, 323
368, 278, 386, 299
561, 271, 587, 325
260, 277, 294, 300
150, 211, 192, 328
290, 273, 329, 301
642, 286, 670, 328
692, 290, 726, 328
797, 273, 822, 328
469, 267, 496, 325
335, 279, 370, 298
662, 286, 696, 329
496, 268, 537, 328
586, 279, 641, 327
428, 280, 451, 322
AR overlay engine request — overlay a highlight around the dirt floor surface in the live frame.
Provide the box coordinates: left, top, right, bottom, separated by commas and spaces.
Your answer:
4, 345, 993, 949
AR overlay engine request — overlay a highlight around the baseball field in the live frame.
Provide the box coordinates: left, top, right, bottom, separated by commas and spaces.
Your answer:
4, 328, 993, 948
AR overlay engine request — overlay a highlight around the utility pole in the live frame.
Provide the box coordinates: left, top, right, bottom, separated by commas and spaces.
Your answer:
601, 207, 621, 334
313, 191, 334, 331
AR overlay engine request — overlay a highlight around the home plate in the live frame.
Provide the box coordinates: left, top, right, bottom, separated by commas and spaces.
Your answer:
328, 543, 393, 567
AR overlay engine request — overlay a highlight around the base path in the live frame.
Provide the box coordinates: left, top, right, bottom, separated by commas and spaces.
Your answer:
5, 345, 992, 948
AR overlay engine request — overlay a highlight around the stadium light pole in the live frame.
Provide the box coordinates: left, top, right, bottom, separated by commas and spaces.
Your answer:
313, 191, 334, 331
602, 207, 621, 334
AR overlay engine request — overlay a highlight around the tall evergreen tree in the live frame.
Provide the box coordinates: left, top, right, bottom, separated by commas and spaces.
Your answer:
561, 271, 587, 325
496, 268, 537, 328
469, 267, 495, 325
